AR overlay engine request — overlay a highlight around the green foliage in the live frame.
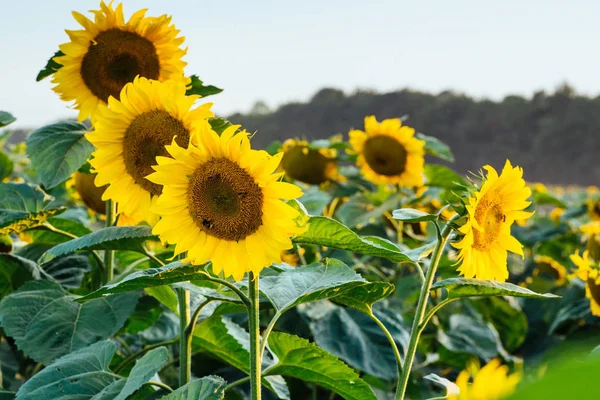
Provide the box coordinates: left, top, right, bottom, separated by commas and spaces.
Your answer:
36, 50, 63, 81
416, 133, 454, 162
185, 75, 223, 97
0, 151, 13, 182
26, 121, 94, 189
424, 164, 467, 190
0, 254, 52, 299
432, 278, 560, 299
266, 332, 378, 400
0, 280, 139, 364
208, 118, 233, 135
0, 112, 16, 128
392, 208, 437, 223
160, 376, 226, 400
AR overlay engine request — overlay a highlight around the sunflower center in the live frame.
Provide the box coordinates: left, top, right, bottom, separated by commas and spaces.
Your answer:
472, 197, 505, 251
587, 277, 600, 308
187, 157, 263, 241
362, 135, 407, 176
81, 28, 160, 102
593, 201, 600, 219
123, 110, 189, 196
281, 146, 333, 185
587, 236, 600, 262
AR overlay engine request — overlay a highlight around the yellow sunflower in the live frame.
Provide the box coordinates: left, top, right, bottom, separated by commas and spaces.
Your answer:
570, 250, 600, 316
533, 255, 567, 284
280, 139, 343, 185
87, 77, 213, 224
148, 124, 306, 281
453, 160, 534, 281
52, 1, 188, 121
549, 207, 564, 223
449, 358, 521, 400
348, 116, 425, 186
587, 199, 600, 221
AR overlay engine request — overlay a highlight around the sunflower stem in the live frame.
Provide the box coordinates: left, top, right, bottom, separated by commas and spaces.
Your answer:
177, 287, 191, 387
248, 272, 262, 400
369, 310, 403, 380
396, 217, 457, 400
104, 199, 116, 284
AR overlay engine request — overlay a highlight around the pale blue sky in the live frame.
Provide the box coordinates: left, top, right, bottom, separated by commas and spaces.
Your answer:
1, 0, 598, 128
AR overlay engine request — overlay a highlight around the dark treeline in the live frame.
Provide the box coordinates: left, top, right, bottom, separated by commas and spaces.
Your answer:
229, 85, 600, 185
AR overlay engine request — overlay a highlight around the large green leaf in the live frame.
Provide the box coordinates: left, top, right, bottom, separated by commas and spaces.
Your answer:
0, 280, 139, 365
41, 254, 93, 289
16, 341, 167, 400
416, 133, 454, 162
185, 75, 223, 97
293, 216, 411, 262
0, 183, 65, 235
36, 51, 63, 81
26, 121, 94, 189
0, 254, 53, 300
43, 226, 157, 262
0, 112, 16, 128
159, 376, 226, 400
424, 164, 466, 190
258, 259, 393, 315
336, 192, 401, 228
266, 332, 377, 400
300, 301, 409, 380
431, 278, 560, 299
298, 187, 333, 216
392, 208, 437, 223
470, 297, 528, 352
0, 151, 13, 182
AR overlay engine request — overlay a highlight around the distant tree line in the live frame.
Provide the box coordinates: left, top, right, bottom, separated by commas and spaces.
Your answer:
229, 84, 600, 185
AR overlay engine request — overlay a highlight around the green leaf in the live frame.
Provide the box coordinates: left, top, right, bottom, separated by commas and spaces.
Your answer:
0, 151, 13, 182
0, 183, 65, 235
423, 374, 459, 397
392, 208, 437, 223
0, 112, 16, 128
336, 193, 401, 228
431, 278, 560, 299
266, 332, 378, 400
300, 301, 409, 380
259, 259, 393, 315
15, 341, 167, 400
26, 121, 94, 189
299, 187, 333, 216
41, 254, 93, 289
159, 376, 226, 400
293, 216, 411, 263
416, 133, 454, 162
186, 75, 223, 97
30, 217, 92, 245
0, 254, 53, 299
43, 226, 157, 262
470, 297, 528, 352
36, 50, 63, 81
208, 118, 233, 135
145, 286, 179, 315
533, 190, 566, 208
0, 280, 139, 365
424, 164, 466, 190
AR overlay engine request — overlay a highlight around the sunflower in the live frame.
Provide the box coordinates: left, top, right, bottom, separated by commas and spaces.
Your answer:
449, 358, 521, 400
348, 116, 425, 186
533, 255, 567, 284
280, 139, 342, 185
66, 171, 107, 215
87, 77, 213, 224
52, 1, 188, 121
549, 207, 564, 223
148, 124, 306, 281
570, 250, 600, 316
587, 199, 600, 221
452, 160, 533, 281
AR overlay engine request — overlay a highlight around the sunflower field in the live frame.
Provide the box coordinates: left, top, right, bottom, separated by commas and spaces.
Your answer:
2, 2, 600, 400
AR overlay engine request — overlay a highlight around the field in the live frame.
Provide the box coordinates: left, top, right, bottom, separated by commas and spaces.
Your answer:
1, 2, 600, 400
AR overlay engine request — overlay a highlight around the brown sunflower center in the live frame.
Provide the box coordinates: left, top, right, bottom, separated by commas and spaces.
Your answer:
472, 197, 505, 251
587, 236, 600, 262
187, 157, 263, 241
587, 277, 600, 308
81, 28, 160, 102
362, 135, 407, 176
123, 110, 189, 196
75, 172, 107, 215
593, 201, 600, 219
281, 146, 334, 185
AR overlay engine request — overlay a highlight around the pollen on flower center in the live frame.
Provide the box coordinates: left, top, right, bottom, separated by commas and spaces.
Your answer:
472, 197, 505, 251
362, 135, 407, 176
123, 110, 189, 196
187, 157, 263, 241
81, 28, 160, 102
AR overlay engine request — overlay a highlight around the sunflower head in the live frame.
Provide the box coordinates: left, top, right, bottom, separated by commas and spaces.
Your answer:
73, 171, 107, 215
588, 198, 600, 221
86, 77, 213, 224
452, 160, 534, 282
148, 124, 306, 281
348, 116, 425, 186
52, 1, 188, 121
534, 255, 567, 284
450, 358, 521, 400
280, 139, 341, 185
570, 250, 600, 316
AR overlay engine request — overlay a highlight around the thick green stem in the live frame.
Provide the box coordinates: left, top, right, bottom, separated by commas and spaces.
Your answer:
177, 288, 191, 387
248, 272, 262, 400
396, 218, 456, 400
104, 199, 116, 283
369, 311, 403, 380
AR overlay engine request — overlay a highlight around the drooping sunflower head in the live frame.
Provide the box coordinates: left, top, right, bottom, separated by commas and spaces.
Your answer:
52, 1, 188, 121
588, 198, 600, 221
452, 160, 534, 282
71, 171, 107, 215
87, 77, 213, 224
570, 250, 600, 316
533, 255, 567, 284
280, 139, 342, 185
348, 116, 425, 186
148, 124, 306, 281
450, 358, 521, 400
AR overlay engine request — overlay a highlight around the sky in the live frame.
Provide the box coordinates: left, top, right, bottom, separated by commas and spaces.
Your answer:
1, 0, 599, 128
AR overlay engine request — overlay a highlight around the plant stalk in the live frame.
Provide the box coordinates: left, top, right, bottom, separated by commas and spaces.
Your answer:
104, 199, 116, 283
177, 288, 191, 387
369, 311, 403, 380
395, 218, 456, 400
248, 272, 262, 400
